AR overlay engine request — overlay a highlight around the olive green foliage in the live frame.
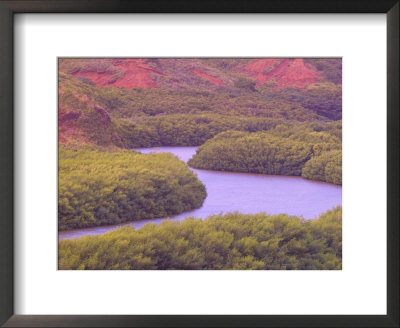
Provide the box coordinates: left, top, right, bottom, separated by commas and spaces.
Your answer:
234, 77, 257, 91
116, 114, 284, 148
189, 131, 313, 176
59, 74, 319, 120
201, 58, 255, 71
58, 148, 206, 230
58, 207, 342, 270
188, 122, 342, 184
304, 58, 342, 84
302, 150, 342, 185
58, 68, 342, 148
259, 83, 342, 120
59, 58, 122, 75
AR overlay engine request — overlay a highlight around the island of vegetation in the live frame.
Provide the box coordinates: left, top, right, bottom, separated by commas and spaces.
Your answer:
59, 147, 207, 230
188, 122, 342, 185
59, 207, 342, 270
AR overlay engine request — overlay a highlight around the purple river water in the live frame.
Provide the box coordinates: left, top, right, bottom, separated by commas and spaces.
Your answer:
59, 147, 342, 240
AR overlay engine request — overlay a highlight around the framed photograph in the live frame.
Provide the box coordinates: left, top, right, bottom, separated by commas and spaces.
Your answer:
1, 0, 398, 327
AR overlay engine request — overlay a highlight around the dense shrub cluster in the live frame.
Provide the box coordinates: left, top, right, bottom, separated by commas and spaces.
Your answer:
58, 148, 206, 230
189, 131, 313, 176
304, 58, 342, 84
302, 150, 342, 185
58, 207, 342, 270
59, 58, 121, 75
188, 123, 342, 184
116, 114, 284, 148
259, 82, 342, 120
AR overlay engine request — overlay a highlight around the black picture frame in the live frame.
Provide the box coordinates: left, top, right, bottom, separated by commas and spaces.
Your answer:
0, 1, 398, 327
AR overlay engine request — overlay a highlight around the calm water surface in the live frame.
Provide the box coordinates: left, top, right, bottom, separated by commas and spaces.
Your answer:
59, 147, 342, 240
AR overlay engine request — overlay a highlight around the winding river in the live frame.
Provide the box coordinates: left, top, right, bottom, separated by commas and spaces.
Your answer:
59, 147, 342, 240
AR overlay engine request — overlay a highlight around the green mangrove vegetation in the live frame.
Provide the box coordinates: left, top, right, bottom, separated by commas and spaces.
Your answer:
189, 131, 313, 176
58, 148, 206, 230
58, 207, 342, 270
302, 150, 342, 185
188, 122, 342, 184
116, 114, 285, 148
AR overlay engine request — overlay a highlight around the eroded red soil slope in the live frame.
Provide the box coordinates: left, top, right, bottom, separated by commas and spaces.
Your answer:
72, 59, 161, 88
69, 58, 323, 90
241, 58, 321, 89
192, 69, 224, 85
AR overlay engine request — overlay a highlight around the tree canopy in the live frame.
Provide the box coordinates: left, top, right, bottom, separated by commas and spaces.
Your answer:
59, 207, 342, 270
59, 147, 206, 230
188, 122, 342, 185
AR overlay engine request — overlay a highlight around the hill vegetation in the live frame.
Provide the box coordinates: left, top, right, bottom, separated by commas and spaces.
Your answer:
58, 58, 342, 148
59, 147, 206, 230
59, 207, 342, 270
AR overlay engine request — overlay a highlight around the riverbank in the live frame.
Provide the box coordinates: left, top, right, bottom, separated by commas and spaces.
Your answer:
59, 147, 341, 240
59, 206, 342, 270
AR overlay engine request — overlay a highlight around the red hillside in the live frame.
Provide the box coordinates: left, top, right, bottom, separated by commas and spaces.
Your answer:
72, 59, 161, 88
192, 69, 224, 85
241, 58, 321, 89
